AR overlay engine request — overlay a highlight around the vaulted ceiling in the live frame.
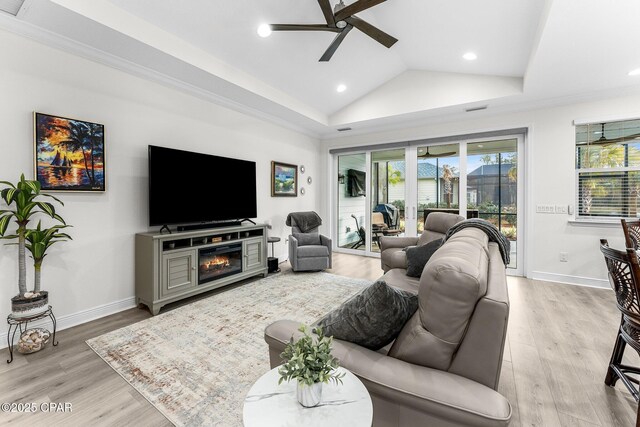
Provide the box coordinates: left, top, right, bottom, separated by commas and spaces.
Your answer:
2, 0, 640, 137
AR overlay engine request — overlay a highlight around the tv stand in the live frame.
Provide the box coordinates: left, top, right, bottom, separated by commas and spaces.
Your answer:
136, 223, 268, 315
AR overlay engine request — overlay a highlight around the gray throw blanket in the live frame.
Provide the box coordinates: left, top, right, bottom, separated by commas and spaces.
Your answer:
443, 219, 511, 266
286, 211, 322, 233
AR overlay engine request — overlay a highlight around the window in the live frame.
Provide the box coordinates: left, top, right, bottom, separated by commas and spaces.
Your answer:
576, 119, 640, 218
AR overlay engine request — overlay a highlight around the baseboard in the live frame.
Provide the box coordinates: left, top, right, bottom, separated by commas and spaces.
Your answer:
0, 297, 136, 349
530, 271, 610, 289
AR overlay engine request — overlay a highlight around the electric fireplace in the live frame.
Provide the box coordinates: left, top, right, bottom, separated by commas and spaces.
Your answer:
199, 243, 242, 284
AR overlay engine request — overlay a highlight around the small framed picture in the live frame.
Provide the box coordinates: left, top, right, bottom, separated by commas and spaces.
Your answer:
34, 112, 105, 192
271, 161, 298, 197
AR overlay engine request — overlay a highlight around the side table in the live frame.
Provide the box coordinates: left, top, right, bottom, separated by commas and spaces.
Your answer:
243, 367, 372, 427
267, 236, 281, 273
6, 306, 58, 363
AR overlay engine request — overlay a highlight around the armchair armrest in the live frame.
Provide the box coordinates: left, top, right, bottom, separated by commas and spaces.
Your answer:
320, 234, 332, 268
379, 236, 418, 252
379, 236, 417, 272
288, 235, 299, 271
265, 320, 511, 427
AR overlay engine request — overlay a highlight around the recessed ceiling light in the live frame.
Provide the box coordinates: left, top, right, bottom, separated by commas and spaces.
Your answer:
629, 68, 640, 76
336, 84, 347, 93
463, 52, 477, 61
257, 24, 272, 38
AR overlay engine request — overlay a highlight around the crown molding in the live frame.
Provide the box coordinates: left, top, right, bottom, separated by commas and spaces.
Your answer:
0, 12, 322, 139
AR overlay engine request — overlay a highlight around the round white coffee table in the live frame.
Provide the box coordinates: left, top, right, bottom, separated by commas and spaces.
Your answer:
243, 366, 372, 427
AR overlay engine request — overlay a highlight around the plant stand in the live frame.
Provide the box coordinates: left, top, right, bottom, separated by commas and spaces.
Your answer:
6, 305, 58, 363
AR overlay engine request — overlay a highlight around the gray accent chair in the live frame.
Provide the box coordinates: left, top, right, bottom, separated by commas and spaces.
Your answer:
380, 212, 464, 273
266, 227, 511, 426
288, 217, 332, 272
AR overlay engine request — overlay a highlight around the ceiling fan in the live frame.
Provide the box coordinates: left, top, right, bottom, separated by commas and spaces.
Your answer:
266, 0, 398, 62
418, 146, 458, 158
587, 123, 640, 145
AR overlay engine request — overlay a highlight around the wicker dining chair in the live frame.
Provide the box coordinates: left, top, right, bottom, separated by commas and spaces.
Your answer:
622, 219, 640, 251
600, 239, 640, 424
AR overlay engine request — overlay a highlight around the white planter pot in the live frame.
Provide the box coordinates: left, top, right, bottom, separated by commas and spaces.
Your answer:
296, 381, 322, 407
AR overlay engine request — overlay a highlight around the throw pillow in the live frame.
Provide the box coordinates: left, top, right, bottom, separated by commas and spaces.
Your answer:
315, 280, 418, 350
293, 233, 321, 246
405, 238, 443, 278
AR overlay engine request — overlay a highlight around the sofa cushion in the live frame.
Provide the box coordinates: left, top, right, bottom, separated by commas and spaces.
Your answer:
381, 269, 420, 294
293, 232, 321, 246
297, 245, 329, 258
389, 228, 489, 370
315, 280, 418, 350
405, 238, 443, 277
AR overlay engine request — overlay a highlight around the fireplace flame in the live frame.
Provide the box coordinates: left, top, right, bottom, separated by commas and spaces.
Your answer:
205, 256, 230, 271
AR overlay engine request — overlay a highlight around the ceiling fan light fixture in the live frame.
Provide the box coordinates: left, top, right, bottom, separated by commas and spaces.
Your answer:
629, 68, 640, 76
463, 52, 478, 61
336, 20, 347, 29
257, 23, 272, 38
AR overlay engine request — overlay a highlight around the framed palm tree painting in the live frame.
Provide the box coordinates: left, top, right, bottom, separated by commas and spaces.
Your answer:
34, 112, 105, 192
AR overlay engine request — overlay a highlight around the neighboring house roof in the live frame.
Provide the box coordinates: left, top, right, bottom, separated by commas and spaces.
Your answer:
390, 160, 458, 179
468, 163, 516, 176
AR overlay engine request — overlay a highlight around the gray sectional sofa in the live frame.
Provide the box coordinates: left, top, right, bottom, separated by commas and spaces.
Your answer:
265, 213, 511, 426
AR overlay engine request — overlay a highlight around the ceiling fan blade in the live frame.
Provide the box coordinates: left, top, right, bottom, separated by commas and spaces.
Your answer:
345, 16, 397, 48
584, 133, 640, 146
419, 152, 457, 158
270, 24, 341, 33
319, 25, 353, 62
418, 147, 458, 158
335, 0, 386, 22
317, 0, 336, 26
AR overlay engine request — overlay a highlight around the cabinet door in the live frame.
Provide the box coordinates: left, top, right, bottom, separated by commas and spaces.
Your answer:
161, 250, 197, 298
243, 238, 265, 271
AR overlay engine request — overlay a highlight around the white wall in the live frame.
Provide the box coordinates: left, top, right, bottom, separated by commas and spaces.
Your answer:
323, 95, 640, 288
330, 70, 523, 126
0, 29, 320, 337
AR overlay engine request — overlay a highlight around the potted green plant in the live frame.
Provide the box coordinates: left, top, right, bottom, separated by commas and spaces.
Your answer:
0, 174, 67, 317
278, 325, 345, 407
24, 221, 72, 293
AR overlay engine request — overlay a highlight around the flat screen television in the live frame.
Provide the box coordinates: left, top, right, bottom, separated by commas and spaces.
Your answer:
148, 145, 257, 226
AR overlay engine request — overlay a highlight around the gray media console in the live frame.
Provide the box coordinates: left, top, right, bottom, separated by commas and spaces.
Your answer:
135, 224, 268, 315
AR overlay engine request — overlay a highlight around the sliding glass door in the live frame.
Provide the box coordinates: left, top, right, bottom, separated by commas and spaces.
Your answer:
466, 139, 520, 270
415, 144, 461, 233
336, 153, 367, 252
332, 135, 524, 274
370, 149, 406, 252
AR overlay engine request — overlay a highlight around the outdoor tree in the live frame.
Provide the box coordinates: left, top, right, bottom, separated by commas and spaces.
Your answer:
442, 165, 455, 208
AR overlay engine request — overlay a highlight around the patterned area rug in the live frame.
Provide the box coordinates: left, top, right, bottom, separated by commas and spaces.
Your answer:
86, 271, 370, 426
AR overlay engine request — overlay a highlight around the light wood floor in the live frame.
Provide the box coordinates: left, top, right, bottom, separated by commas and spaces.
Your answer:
0, 253, 637, 426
